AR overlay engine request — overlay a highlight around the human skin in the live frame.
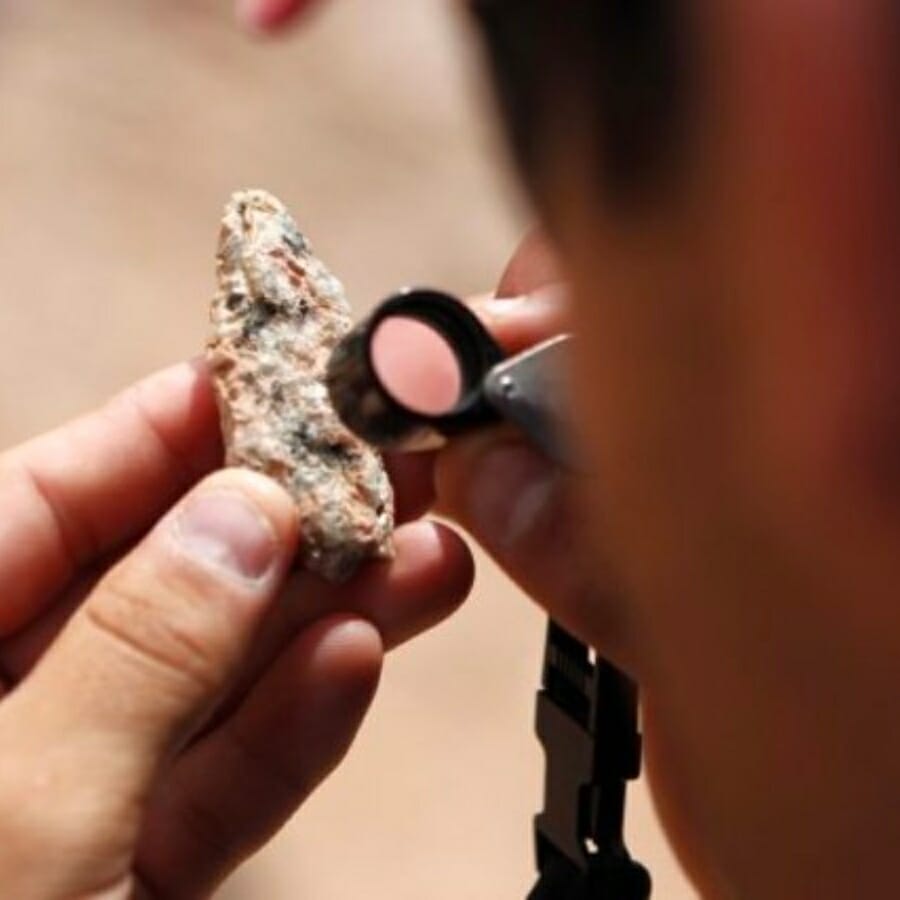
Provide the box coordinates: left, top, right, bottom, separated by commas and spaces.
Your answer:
529, 7, 900, 897
244, 1, 900, 897
1, 2, 895, 896
0, 360, 473, 898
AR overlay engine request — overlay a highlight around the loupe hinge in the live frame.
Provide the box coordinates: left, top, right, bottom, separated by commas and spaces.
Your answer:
483, 335, 579, 469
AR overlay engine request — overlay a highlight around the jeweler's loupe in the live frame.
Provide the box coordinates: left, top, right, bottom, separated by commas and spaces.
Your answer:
326, 288, 576, 468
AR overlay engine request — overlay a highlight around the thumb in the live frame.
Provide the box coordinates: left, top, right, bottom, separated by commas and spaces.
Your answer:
2, 469, 298, 819
436, 432, 626, 657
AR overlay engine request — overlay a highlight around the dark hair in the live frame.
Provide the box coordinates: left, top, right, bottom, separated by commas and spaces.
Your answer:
470, 0, 689, 211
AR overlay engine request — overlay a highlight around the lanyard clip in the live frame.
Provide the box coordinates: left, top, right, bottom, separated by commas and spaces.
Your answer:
530, 623, 651, 900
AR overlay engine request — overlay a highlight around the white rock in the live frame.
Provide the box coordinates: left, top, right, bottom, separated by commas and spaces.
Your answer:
208, 190, 394, 582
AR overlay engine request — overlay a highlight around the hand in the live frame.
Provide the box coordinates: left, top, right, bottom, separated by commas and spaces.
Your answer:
0, 360, 472, 899
432, 235, 626, 656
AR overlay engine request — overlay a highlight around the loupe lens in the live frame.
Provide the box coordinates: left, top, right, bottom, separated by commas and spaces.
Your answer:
327, 289, 504, 452
370, 317, 464, 416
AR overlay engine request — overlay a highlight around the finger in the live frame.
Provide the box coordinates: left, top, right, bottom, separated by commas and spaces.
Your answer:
136, 616, 381, 897
0, 359, 221, 636
194, 519, 472, 736
280, 519, 473, 650
435, 431, 627, 657
0, 455, 446, 687
495, 229, 561, 298
236, 0, 320, 32
0, 469, 299, 822
384, 451, 437, 523
0, 579, 92, 684
471, 230, 567, 353
469, 284, 570, 355
0, 478, 464, 683
0, 372, 432, 658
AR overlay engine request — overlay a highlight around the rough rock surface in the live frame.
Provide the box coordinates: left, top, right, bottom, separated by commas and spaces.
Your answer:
207, 189, 394, 581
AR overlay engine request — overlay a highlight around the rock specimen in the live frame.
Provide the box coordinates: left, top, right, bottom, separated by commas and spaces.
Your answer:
207, 190, 394, 581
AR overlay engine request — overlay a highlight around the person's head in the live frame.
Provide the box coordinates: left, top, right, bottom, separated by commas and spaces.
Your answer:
472, 2, 900, 896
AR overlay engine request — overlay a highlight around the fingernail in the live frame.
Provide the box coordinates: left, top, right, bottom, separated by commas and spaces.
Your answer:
174, 491, 279, 581
475, 284, 567, 321
468, 443, 559, 552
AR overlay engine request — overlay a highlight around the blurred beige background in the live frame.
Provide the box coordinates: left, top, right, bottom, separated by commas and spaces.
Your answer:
0, 2, 694, 897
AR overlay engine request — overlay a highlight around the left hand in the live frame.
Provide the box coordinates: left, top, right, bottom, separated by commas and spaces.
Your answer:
0, 360, 472, 898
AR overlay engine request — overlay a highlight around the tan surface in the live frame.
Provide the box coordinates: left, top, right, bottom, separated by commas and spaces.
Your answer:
0, 2, 695, 897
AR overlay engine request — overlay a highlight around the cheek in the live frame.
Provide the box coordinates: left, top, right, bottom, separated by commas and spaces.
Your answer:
565, 223, 733, 604
721, 0, 900, 581
550, 6, 900, 892
556, 0, 900, 620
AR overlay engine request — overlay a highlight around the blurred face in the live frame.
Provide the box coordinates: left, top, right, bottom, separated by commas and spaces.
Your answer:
478, 1, 900, 895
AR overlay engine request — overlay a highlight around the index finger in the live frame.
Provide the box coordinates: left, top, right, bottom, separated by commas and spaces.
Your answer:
0, 360, 438, 639
0, 360, 222, 636
469, 230, 569, 353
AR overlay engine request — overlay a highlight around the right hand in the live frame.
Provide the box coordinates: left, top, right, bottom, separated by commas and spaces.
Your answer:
431, 236, 635, 661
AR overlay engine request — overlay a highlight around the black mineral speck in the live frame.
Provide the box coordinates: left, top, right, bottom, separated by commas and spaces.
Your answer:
242, 299, 280, 337
324, 440, 354, 462
288, 422, 314, 456
283, 224, 309, 255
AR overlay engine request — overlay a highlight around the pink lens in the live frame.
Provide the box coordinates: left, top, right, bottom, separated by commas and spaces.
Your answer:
371, 317, 463, 416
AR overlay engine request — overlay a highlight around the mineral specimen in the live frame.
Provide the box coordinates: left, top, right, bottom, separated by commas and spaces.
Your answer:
207, 189, 394, 581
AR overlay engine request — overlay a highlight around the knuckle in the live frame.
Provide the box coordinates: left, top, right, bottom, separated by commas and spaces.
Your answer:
173, 787, 238, 864
223, 721, 312, 800
85, 568, 223, 697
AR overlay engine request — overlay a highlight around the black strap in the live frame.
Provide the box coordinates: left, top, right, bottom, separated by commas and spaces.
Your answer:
528, 621, 651, 899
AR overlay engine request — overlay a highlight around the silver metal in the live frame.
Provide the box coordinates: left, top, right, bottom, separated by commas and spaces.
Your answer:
483, 334, 578, 469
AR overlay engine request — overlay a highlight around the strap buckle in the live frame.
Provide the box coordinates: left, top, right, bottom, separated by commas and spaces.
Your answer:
531, 622, 650, 898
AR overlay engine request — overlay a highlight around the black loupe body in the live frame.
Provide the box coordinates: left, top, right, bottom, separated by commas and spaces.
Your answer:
326, 289, 507, 452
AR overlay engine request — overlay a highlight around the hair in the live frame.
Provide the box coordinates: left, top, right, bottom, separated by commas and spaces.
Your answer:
471, 0, 690, 212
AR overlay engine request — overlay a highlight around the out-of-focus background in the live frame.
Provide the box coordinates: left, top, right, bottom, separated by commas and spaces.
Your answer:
0, 2, 694, 897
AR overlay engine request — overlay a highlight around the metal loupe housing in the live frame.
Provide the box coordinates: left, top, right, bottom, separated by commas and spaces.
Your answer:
327, 288, 576, 467
326, 289, 506, 452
